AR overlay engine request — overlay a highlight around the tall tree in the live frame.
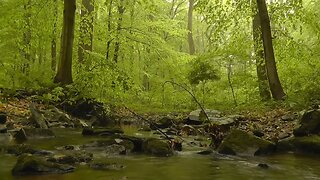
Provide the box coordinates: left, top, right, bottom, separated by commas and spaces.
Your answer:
257, 0, 286, 100
54, 0, 76, 84
252, 2, 271, 101
78, 0, 94, 63
21, 0, 32, 74
113, 0, 125, 63
51, 0, 58, 71
187, 0, 195, 55
105, 0, 113, 60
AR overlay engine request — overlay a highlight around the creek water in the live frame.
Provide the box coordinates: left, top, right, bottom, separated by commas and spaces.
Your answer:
0, 127, 320, 180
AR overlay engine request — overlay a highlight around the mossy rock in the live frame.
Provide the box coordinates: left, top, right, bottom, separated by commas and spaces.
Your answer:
12, 154, 75, 176
293, 110, 320, 136
118, 135, 144, 152
277, 135, 320, 154
217, 129, 275, 156
142, 139, 173, 157
6, 144, 37, 156
47, 151, 93, 165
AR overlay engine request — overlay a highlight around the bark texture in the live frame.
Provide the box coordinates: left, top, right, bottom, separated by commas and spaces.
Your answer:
257, 0, 286, 100
54, 0, 76, 84
252, 5, 271, 101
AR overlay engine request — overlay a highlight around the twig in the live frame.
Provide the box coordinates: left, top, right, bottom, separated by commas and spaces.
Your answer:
123, 106, 173, 143
162, 81, 210, 122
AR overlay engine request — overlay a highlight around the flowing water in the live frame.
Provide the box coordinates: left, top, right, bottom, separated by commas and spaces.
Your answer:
1, 128, 320, 180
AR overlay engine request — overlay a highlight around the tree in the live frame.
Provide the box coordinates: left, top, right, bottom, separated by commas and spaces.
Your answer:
252, 2, 271, 101
187, 0, 195, 55
78, 0, 94, 63
51, 0, 58, 71
54, 0, 76, 84
257, 0, 286, 100
21, 0, 32, 74
113, 0, 125, 63
105, 0, 113, 61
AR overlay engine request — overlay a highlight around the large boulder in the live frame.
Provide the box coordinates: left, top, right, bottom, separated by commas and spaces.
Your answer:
60, 98, 116, 127
12, 154, 75, 176
217, 129, 275, 156
186, 109, 220, 125
29, 104, 48, 129
293, 109, 320, 136
277, 135, 320, 154
47, 151, 93, 165
152, 117, 173, 129
82, 138, 135, 154
142, 139, 173, 157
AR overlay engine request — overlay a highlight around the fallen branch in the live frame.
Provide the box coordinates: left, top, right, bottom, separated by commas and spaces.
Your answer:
123, 106, 173, 143
162, 81, 210, 122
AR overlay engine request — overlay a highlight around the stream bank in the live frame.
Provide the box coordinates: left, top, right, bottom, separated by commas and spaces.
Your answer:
1, 96, 320, 179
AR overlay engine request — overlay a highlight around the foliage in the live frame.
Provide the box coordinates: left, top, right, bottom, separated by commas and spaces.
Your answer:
1, 0, 320, 112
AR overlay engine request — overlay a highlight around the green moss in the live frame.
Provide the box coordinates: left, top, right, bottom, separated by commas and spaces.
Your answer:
217, 129, 275, 156
142, 139, 173, 157
12, 154, 75, 176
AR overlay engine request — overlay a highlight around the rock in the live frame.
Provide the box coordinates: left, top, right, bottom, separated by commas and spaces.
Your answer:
217, 129, 275, 156
258, 163, 269, 169
82, 138, 135, 153
12, 154, 75, 176
0, 112, 7, 124
181, 125, 198, 136
29, 104, 48, 129
14, 128, 55, 142
82, 127, 123, 136
155, 117, 173, 129
209, 117, 235, 126
186, 109, 208, 125
0, 125, 7, 133
278, 132, 290, 140
6, 144, 38, 155
118, 135, 144, 152
89, 162, 125, 171
277, 135, 320, 154
47, 151, 93, 165
253, 130, 264, 137
142, 139, 173, 157
281, 114, 296, 122
105, 144, 127, 155
293, 109, 320, 136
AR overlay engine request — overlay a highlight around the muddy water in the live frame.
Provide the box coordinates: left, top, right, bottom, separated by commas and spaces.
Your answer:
0, 128, 320, 180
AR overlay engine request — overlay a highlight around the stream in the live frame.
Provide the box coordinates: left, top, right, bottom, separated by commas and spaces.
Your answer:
1, 127, 320, 180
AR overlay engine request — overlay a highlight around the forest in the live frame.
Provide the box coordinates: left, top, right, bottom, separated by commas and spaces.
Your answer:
1, 0, 320, 179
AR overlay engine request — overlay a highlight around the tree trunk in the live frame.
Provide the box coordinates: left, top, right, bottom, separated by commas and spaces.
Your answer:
256, 0, 286, 100
187, 0, 195, 55
51, 0, 58, 71
54, 0, 76, 85
22, 0, 32, 74
252, 4, 271, 101
105, 0, 113, 60
78, 0, 94, 63
113, 0, 125, 63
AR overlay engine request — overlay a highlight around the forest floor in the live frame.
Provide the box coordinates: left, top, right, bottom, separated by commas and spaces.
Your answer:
0, 96, 300, 143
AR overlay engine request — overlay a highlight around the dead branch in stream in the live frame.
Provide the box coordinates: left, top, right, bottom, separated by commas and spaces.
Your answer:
123, 106, 173, 143
162, 81, 210, 122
